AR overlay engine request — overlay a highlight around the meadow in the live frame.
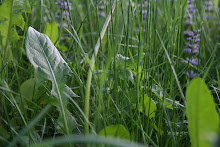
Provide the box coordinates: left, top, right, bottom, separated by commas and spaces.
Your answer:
0, 0, 220, 146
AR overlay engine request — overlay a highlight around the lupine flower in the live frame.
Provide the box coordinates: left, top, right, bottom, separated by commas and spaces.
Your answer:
95, 0, 108, 18
204, 0, 215, 38
186, 57, 200, 66
204, 0, 213, 12
135, 0, 148, 33
55, 11, 70, 20
55, 0, 72, 41
55, 1, 72, 10
55, 0, 72, 24
185, 0, 195, 26
184, 70, 198, 79
136, 0, 148, 20
98, 4, 105, 17
204, 0, 214, 32
183, 0, 200, 79
184, 30, 200, 55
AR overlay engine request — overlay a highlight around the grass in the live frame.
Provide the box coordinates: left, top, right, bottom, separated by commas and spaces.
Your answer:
0, 0, 220, 146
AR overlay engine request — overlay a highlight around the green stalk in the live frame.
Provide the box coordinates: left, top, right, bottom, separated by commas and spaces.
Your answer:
40, 0, 43, 32
156, 30, 186, 106
84, 0, 117, 134
2, 0, 14, 79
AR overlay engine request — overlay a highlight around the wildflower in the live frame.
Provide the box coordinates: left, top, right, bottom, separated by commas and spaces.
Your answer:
137, 0, 148, 20
185, 0, 195, 26
184, 70, 198, 79
135, 0, 149, 33
98, 5, 105, 17
55, 0, 72, 41
184, 30, 200, 55
204, 0, 213, 12
204, 0, 215, 38
186, 57, 200, 66
183, 0, 200, 79
55, 1, 72, 10
55, 11, 70, 20
55, 0, 72, 23
95, 0, 108, 17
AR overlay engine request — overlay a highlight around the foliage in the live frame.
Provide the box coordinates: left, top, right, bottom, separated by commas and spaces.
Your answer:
0, 0, 219, 146
133, 95, 157, 118
43, 22, 59, 45
0, 0, 31, 46
25, 27, 78, 135
186, 78, 220, 147
99, 124, 130, 140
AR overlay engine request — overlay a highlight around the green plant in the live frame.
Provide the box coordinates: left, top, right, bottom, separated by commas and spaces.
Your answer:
0, 0, 219, 146
25, 27, 78, 135
186, 77, 219, 147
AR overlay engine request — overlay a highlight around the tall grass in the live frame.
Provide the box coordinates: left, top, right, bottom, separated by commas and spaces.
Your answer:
0, 0, 219, 146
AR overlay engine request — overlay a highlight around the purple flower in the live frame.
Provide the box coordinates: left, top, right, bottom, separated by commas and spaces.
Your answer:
55, 12, 60, 18
185, 0, 195, 26
193, 44, 198, 49
184, 70, 198, 78
184, 29, 200, 55
97, 0, 106, 17
184, 48, 192, 53
184, 48, 199, 54
99, 5, 105, 10
183, 0, 200, 79
185, 42, 192, 47
55, 0, 72, 40
98, 12, 105, 17
186, 57, 200, 66
184, 30, 194, 36
205, 1, 213, 12
192, 48, 199, 54
55, 1, 72, 10
187, 37, 194, 42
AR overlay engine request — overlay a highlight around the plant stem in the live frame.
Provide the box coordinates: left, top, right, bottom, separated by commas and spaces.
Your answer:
84, 0, 117, 134
40, 0, 43, 32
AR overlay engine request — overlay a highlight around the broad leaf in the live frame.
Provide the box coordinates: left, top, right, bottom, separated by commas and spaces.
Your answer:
113, 53, 144, 83
99, 124, 130, 140
186, 78, 219, 147
25, 27, 72, 88
56, 110, 77, 134
115, 53, 145, 70
20, 78, 35, 101
0, 0, 31, 46
43, 22, 59, 44
14, 0, 31, 13
25, 27, 78, 134
118, 69, 134, 83
133, 95, 156, 118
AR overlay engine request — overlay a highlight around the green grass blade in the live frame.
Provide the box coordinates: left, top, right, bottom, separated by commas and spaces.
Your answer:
29, 135, 145, 147
84, 0, 117, 134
